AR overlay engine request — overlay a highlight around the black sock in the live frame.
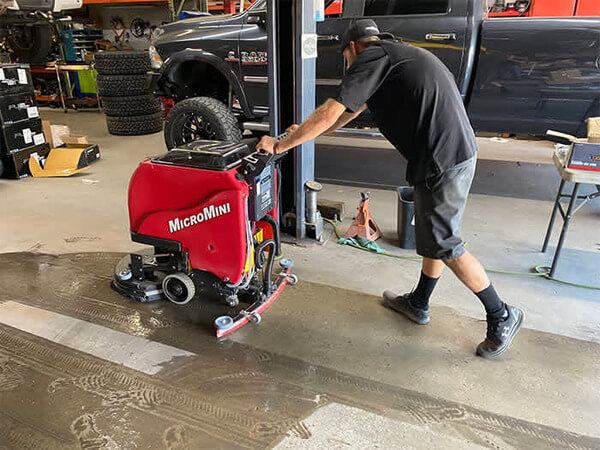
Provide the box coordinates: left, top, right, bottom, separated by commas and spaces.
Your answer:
476, 284, 506, 321
409, 272, 439, 310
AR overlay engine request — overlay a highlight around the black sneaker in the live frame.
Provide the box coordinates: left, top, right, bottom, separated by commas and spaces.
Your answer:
382, 290, 430, 325
476, 305, 524, 359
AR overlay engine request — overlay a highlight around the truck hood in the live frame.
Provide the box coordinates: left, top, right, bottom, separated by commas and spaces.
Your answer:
152, 13, 243, 49
156, 13, 238, 35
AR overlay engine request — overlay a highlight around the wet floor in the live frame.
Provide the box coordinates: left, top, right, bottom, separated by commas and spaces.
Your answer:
0, 252, 599, 449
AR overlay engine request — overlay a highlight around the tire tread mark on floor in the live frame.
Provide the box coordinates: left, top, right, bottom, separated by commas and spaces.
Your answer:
2, 291, 595, 448
0, 324, 312, 448
0, 410, 74, 449
257, 356, 599, 450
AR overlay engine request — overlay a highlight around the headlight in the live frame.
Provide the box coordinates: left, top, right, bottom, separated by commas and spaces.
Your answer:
149, 46, 163, 70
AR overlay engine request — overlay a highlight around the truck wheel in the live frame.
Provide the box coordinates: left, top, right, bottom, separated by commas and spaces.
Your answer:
7, 23, 53, 63
97, 74, 151, 96
102, 94, 161, 117
94, 51, 151, 75
106, 112, 163, 136
164, 97, 242, 149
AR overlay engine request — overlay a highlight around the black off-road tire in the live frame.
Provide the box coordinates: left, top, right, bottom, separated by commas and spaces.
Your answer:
164, 97, 242, 149
97, 74, 151, 96
102, 94, 161, 117
106, 112, 163, 136
7, 23, 53, 63
94, 51, 151, 75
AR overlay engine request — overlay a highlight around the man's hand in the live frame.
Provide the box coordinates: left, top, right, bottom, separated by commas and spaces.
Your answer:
256, 135, 278, 155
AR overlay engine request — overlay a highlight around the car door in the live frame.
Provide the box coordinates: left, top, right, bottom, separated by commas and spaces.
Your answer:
347, 0, 468, 82
315, 5, 351, 106
238, 0, 269, 117
239, 0, 350, 113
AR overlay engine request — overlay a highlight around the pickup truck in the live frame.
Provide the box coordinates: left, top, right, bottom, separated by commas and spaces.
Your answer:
150, 0, 600, 148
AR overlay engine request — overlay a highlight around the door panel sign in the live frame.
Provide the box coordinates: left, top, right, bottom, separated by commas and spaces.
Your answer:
302, 34, 318, 59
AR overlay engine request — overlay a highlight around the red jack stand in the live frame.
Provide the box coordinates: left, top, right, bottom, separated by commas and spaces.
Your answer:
344, 192, 383, 241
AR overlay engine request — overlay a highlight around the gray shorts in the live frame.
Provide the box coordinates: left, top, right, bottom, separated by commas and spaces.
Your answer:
413, 157, 476, 260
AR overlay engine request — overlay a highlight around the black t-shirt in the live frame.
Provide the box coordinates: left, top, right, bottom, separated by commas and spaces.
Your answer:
335, 40, 477, 185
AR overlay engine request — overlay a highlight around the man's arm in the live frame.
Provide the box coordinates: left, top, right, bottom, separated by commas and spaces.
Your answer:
257, 98, 347, 154
323, 104, 367, 135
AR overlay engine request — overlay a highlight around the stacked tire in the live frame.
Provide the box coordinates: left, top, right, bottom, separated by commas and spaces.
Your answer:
95, 51, 163, 136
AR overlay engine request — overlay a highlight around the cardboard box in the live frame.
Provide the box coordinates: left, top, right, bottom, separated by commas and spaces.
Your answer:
1, 118, 45, 154
60, 133, 89, 148
42, 121, 70, 148
82, 143, 101, 165
0, 142, 50, 178
588, 117, 600, 138
567, 141, 600, 172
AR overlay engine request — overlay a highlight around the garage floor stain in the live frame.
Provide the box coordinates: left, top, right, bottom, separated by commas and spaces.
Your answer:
0, 252, 599, 449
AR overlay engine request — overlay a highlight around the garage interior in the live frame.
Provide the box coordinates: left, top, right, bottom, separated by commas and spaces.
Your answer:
1, 0, 600, 449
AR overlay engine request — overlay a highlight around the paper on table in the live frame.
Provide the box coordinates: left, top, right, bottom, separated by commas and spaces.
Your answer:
0, 69, 4, 80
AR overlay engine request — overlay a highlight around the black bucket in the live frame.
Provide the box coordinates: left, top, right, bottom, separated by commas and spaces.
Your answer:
397, 186, 416, 249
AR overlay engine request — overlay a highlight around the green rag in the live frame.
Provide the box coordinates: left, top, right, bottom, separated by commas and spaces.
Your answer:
338, 236, 385, 253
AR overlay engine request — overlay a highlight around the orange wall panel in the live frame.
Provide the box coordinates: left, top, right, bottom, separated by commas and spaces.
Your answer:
530, 0, 576, 16
575, 0, 600, 16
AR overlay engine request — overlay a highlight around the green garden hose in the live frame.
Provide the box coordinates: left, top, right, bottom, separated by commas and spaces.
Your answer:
323, 218, 600, 291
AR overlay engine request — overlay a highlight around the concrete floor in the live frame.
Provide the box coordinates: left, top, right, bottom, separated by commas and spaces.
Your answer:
0, 109, 599, 448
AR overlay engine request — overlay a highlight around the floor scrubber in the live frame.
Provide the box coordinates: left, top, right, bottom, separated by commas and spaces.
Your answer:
112, 139, 297, 338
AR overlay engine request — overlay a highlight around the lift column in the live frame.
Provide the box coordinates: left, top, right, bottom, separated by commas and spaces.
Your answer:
267, 0, 320, 240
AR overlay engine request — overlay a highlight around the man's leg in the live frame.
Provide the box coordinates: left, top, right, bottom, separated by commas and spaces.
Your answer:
443, 251, 523, 358
407, 258, 445, 310
382, 257, 443, 325
443, 251, 505, 321
422, 257, 445, 278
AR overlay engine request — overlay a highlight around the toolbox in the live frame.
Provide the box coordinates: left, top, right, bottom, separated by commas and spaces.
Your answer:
61, 29, 103, 63
0, 91, 38, 124
0, 118, 46, 154
0, 64, 33, 94
0, 142, 50, 178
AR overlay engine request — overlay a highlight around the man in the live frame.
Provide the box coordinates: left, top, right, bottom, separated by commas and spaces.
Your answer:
257, 19, 523, 359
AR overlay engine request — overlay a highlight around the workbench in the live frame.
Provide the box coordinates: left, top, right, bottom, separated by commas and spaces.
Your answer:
542, 147, 600, 277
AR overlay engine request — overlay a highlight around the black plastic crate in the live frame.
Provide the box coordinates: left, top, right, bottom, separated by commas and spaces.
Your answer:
0, 142, 50, 178
0, 118, 46, 154
0, 91, 38, 124
0, 64, 33, 94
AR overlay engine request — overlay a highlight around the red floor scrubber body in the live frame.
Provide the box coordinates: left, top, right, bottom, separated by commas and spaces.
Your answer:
112, 140, 297, 338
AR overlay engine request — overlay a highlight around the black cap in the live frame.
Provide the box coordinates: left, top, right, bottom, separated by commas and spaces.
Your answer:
340, 19, 395, 54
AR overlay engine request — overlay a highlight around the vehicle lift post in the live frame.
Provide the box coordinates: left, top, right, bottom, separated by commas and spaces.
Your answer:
267, 0, 321, 240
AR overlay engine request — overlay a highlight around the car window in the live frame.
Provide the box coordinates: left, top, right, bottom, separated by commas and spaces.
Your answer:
251, 0, 338, 13
363, 0, 449, 15
247, 0, 265, 12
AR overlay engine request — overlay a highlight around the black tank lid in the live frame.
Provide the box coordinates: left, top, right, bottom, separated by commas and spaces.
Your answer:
153, 140, 251, 171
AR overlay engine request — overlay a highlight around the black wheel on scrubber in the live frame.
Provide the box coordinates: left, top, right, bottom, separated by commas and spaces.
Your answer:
163, 273, 195, 305
97, 74, 151, 97
102, 94, 161, 117
225, 295, 239, 308
94, 51, 151, 75
106, 112, 163, 136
